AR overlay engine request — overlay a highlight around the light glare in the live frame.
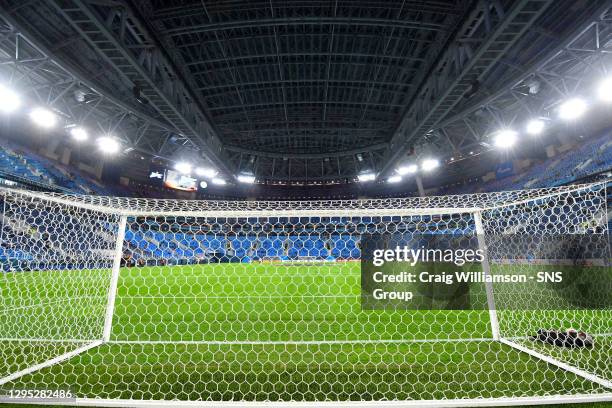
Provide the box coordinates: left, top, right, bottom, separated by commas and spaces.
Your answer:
597, 78, 612, 102
212, 178, 227, 185
70, 127, 88, 141
494, 129, 518, 148
174, 162, 192, 174
195, 167, 218, 178
357, 173, 376, 182
30, 107, 57, 128
526, 120, 545, 135
0, 85, 20, 113
97, 136, 120, 154
421, 159, 439, 172
396, 164, 418, 175
387, 175, 402, 183
237, 174, 255, 184
559, 98, 587, 120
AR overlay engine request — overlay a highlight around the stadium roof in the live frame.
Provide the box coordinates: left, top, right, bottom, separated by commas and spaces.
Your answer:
0, 0, 610, 184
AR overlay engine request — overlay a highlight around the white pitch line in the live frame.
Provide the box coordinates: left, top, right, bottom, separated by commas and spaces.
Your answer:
117, 295, 359, 300
108, 337, 494, 346
0, 338, 92, 343
5, 334, 610, 344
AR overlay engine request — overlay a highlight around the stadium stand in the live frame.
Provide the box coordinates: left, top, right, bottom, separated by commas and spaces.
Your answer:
4, 130, 609, 272
0, 138, 113, 195
0, 127, 610, 201
2, 125, 609, 270
441, 130, 612, 195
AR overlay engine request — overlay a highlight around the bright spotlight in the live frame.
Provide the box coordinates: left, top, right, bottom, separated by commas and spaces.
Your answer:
30, 107, 57, 128
559, 98, 587, 120
70, 127, 88, 141
387, 175, 402, 183
494, 129, 518, 148
237, 174, 255, 184
0, 85, 20, 113
526, 119, 545, 135
195, 167, 218, 178
174, 162, 192, 174
597, 77, 612, 102
211, 178, 227, 186
97, 136, 120, 154
420, 159, 439, 172
357, 172, 376, 182
396, 164, 418, 175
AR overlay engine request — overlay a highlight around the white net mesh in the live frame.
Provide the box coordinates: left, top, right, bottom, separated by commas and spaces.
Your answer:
0, 183, 610, 404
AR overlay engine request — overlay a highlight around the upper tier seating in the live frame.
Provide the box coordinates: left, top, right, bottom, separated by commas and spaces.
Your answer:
0, 139, 113, 195
443, 130, 612, 195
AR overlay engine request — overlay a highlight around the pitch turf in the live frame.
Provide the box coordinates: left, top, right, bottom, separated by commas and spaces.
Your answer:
1, 263, 610, 402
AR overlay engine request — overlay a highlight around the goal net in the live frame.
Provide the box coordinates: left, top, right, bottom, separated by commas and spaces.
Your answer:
0, 183, 610, 406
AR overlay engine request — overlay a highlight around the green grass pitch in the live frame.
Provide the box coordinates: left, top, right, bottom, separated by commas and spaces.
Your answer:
1, 262, 610, 402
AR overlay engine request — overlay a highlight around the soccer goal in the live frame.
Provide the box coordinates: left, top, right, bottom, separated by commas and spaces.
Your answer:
0, 183, 610, 406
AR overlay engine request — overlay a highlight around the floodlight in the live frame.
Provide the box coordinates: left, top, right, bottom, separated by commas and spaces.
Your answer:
357, 172, 376, 182
97, 136, 120, 154
526, 119, 544, 135
30, 107, 57, 128
195, 167, 218, 178
70, 127, 88, 141
597, 77, 612, 102
494, 129, 518, 148
237, 174, 255, 184
387, 175, 402, 183
559, 98, 587, 120
0, 85, 20, 113
211, 178, 227, 185
420, 158, 439, 172
396, 164, 418, 175
174, 162, 192, 174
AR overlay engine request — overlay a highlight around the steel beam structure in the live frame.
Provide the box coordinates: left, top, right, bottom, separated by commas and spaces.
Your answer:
379, 0, 557, 175
0, 0, 610, 183
403, 3, 612, 166
143, 0, 471, 179
379, 0, 612, 176
225, 144, 389, 182
0, 16, 194, 161
1, 0, 234, 175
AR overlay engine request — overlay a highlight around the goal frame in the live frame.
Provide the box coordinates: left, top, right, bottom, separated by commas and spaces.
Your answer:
0, 183, 610, 406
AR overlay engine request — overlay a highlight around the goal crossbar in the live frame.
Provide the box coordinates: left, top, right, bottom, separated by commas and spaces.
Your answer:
1, 182, 604, 218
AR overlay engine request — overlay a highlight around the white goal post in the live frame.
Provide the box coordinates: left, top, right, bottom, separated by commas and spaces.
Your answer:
0, 182, 610, 406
